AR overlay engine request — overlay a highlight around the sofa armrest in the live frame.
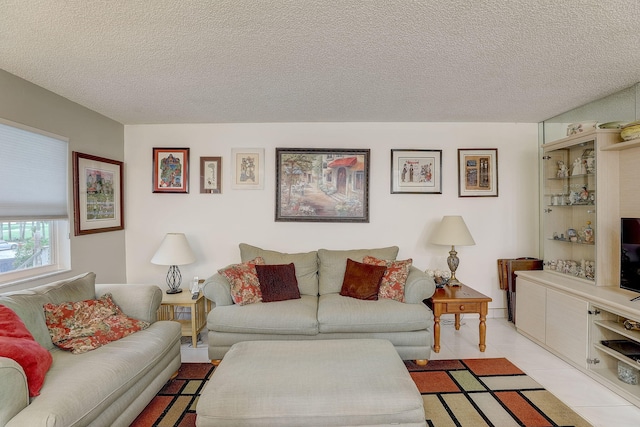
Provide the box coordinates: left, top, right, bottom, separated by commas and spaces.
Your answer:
404, 266, 436, 303
202, 272, 234, 307
95, 284, 163, 323
0, 357, 30, 426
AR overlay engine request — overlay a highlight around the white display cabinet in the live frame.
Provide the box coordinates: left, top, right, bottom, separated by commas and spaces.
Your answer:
542, 129, 621, 286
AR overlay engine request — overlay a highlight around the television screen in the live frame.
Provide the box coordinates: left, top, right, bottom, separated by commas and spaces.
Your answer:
621, 218, 640, 293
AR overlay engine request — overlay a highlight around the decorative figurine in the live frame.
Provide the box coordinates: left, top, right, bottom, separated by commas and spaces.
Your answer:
580, 186, 589, 202
583, 221, 594, 243
585, 261, 595, 280
557, 160, 568, 178
571, 157, 585, 176
568, 191, 580, 205
569, 261, 578, 276
585, 156, 595, 174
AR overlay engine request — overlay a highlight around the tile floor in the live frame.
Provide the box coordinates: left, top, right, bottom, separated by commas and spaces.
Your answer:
180, 316, 640, 427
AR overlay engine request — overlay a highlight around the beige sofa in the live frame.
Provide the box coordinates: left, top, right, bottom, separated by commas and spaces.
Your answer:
203, 244, 436, 363
0, 272, 182, 427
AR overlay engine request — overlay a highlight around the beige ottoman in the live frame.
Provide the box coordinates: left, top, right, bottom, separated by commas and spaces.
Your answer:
196, 339, 425, 426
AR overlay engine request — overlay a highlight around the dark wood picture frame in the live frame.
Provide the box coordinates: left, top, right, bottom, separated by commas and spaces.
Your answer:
152, 147, 189, 193
73, 151, 124, 236
458, 148, 498, 197
275, 148, 370, 222
200, 156, 222, 194
390, 149, 442, 194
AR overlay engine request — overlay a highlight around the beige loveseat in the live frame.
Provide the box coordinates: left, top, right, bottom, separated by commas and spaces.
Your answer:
203, 244, 436, 363
0, 272, 182, 427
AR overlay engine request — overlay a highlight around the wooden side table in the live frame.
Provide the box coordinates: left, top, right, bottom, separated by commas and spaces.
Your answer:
425, 283, 492, 353
157, 291, 211, 348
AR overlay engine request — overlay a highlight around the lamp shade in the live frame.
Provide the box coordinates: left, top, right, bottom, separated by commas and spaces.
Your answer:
151, 233, 196, 266
429, 216, 476, 246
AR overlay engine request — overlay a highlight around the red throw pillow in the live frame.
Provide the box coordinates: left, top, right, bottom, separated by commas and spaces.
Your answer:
43, 293, 149, 354
218, 257, 266, 305
339, 258, 387, 300
363, 256, 413, 302
0, 304, 53, 397
255, 263, 301, 302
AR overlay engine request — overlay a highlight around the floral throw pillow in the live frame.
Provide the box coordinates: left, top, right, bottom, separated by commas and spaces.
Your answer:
218, 257, 265, 305
363, 256, 412, 302
43, 293, 150, 354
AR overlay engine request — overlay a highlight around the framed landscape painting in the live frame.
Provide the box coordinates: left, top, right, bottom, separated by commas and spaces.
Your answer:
153, 147, 189, 193
458, 148, 498, 197
390, 149, 442, 194
275, 148, 370, 222
73, 152, 124, 235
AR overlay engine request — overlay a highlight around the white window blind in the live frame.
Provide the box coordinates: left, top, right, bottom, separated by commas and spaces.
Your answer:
0, 119, 68, 220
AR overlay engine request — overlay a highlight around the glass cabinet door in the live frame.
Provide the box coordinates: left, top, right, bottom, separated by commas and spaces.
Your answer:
543, 139, 596, 281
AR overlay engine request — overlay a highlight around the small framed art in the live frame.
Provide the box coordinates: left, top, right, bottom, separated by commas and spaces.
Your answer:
390, 149, 442, 194
458, 148, 498, 197
275, 148, 370, 222
200, 156, 222, 194
73, 152, 124, 235
152, 148, 189, 193
231, 148, 264, 190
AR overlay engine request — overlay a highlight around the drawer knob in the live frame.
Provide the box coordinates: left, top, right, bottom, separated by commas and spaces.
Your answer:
459, 305, 465, 310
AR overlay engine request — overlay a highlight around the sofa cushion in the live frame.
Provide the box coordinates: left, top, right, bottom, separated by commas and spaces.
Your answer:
0, 304, 52, 396
0, 272, 96, 350
339, 259, 386, 300
318, 247, 399, 295
43, 293, 150, 354
218, 257, 265, 306
239, 244, 318, 296
208, 295, 319, 335
317, 293, 432, 333
255, 263, 301, 302
363, 256, 412, 302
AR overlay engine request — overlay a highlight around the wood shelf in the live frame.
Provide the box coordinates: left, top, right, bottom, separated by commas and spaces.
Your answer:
600, 137, 640, 151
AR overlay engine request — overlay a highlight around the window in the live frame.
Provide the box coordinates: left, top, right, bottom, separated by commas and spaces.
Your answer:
0, 119, 70, 285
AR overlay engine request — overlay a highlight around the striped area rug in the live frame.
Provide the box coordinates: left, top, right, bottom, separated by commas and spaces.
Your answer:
131, 358, 592, 426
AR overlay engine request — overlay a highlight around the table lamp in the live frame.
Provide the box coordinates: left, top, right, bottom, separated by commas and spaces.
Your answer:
429, 216, 475, 286
151, 233, 196, 294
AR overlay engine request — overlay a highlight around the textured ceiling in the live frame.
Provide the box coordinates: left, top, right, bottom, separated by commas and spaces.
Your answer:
1, 0, 639, 124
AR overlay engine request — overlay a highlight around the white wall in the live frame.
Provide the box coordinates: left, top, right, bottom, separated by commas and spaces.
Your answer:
0, 70, 126, 291
125, 122, 539, 316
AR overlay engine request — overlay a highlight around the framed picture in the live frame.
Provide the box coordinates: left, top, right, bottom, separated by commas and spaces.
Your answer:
458, 148, 498, 197
152, 148, 189, 193
390, 149, 442, 194
72, 152, 124, 236
275, 148, 370, 222
200, 156, 222, 194
231, 148, 264, 190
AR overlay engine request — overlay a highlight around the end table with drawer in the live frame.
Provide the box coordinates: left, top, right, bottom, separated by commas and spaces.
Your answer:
425, 283, 492, 353
157, 291, 211, 348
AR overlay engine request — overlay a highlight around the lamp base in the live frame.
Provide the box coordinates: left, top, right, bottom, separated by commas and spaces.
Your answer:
447, 278, 463, 287
166, 265, 183, 295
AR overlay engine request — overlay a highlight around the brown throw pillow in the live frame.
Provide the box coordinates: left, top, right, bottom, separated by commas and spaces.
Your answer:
339, 258, 387, 300
255, 263, 301, 303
